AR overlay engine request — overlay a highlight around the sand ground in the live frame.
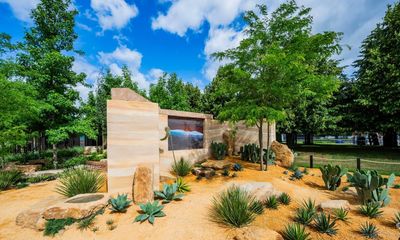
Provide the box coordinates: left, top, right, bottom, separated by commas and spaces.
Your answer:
0, 158, 399, 240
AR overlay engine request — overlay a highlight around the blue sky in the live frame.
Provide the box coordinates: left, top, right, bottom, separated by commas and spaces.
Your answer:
0, 0, 396, 99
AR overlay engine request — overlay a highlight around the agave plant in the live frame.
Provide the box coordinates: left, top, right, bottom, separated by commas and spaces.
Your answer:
360, 222, 378, 239
314, 212, 337, 236
109, 194, 132, 212
359, 202, 383, 218
319, 164, 347, 191
249, 200, 264, 215
333, 208, 349, 221
295, 199, 316, 225
265, 195, 279, 209
281, 223, 310, 240
175, 177, 190, 193
154, 183, 184, 203
290, 170, 303, 180
134, 201, 166, 224
278, 192, 291, 205
232, 163, 243, 171
171, 157, 192, 176
392, 212, 400, 226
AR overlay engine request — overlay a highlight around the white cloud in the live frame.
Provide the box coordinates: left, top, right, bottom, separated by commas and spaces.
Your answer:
72, 56, 101, 100
90, 0, 138, 31
0, 0, 39, 21
146, 68, 165, 83
76, 22, 92, 32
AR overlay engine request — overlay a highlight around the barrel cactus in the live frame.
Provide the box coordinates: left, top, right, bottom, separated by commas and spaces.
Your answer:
211, 142, 227, 160
319, 164, 348, 191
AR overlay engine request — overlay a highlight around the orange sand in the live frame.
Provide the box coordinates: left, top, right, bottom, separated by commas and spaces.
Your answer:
0, 158, 399, 240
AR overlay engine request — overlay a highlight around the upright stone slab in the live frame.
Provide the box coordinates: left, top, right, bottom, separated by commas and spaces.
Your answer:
132, 165, 154, 204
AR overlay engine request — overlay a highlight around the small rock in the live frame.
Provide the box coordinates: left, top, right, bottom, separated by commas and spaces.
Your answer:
201, 160, 231, 170
318, 200, 351, 213
191, 167, 216, 178
232, 226, 283, 240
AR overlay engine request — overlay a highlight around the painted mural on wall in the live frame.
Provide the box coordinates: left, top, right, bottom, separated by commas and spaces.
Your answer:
168, 116, 204, 150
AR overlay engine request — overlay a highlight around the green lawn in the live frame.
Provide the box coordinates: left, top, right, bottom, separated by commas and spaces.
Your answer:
292, 144, 400, 175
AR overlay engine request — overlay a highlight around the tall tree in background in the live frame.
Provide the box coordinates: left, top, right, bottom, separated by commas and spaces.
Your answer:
213, 1, 342, 170
16, 0, 94, 168
353, 2, 400, 147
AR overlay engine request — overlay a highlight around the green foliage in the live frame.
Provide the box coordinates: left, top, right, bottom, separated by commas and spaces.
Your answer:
16, 182, 29, 189
347, 170, 395, 206
240, 144, 260, 163
210, 142, 227, 160
278, 193, 291, 205
359, 202, 383, 218
295, 199, 316, 225
171, 157, 192, 177
313, 212, 337, 236
290, 169, 304, 180
393, 184, 400, 189
393, 212, 400, 226
0, 170, 23, 190
175, 177, 190, 193
63, 156, 87, 168
154, 183, 184, 203
210, 186, 257, 228
232, 163, 243, 171
27, 174, 57, 183
56, 168, 105, 197
222, 168, 230, 176
78, 215, 95, 231
360, 222, 379, 239
342, 186, 349, 192
44, 218, 75, 236
249, 200, 264, 215
109, 194, 132, 213
281, 223, 311, 240
265, 195, 279, 209
333, 208, 349, 222
134, 201, 166, 225
319, 164, 347, 191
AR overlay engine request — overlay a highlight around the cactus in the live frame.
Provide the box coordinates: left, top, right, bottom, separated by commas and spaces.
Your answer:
319, 164, 348, 191
347, 170, 395, 206
240, 144, 260, 162
211, 142, 227, 160
109, 193, 132, 212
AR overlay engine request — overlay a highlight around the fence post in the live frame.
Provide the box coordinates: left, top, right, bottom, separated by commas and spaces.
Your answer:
357, 157, 361, 170
310, 155, 314, 168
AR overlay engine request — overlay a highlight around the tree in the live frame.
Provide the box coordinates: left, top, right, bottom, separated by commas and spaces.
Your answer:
213, 1, 342, 170
121, 65, 147, 96
353, 2, 400, 147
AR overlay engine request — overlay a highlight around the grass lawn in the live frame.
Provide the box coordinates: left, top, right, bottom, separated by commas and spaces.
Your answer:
292, 144, 400, 175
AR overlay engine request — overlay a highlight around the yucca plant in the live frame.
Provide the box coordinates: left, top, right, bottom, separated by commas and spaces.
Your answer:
265, 195, 279, 209
359, 202, 383, 218
175, 177, 190, 193
249, 200, 264, 215
295, 199, 316, 225
333, 208, 349, 221
56, 168, 105, 197
360, 222, 378, 239
314, 212, 337, 235
278, 192, 291, 205
0, 170, 23, 190
171, 157, 192, 176
134, 201, 166, 225
281, 223, 311, 240
109, 194, 132, 212
302, 198, 316, 213
392, 212, 400, 226
154, 183, 184, 203
210, 186, 256, 228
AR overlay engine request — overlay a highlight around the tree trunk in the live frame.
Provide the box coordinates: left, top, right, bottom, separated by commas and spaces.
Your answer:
286, 132, 297, 148
304, 133, 314, 145
383, 128, 398, 147
266, 121, 270, 169
259, 119, 265, 171
52, 144, 58, 169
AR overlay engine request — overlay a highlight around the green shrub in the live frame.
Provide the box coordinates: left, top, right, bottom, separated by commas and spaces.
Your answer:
240, 144, 260, 163
319, 164, 347, 191
78, 215, 95, 231
210, 186, 256, 228
63, 156, 87, 168
249, 200, 264, 215
393, 184, 400, 189
44, 218, 76, 236
0, 170, 23, 190
56, 168, 105, 197
175, 177, 190, 193
295, 199, 316, 225
359, 202, 383, 218
154, 183, 184, 203
393, 212, 400, 226
27, 174, 57, 183
360, 222, 378, 239
109, 194, 132, 213
222, 168, 230, 176
16, 182, 29, 189
281, 223, 310, 240
171, 157, 192, 176
333, 208, 349, 221
278, 193, 291, 205
134, 201, 166, 224
265, 195, 279, 209
211, 142, 227, 160
314, 212, 337, 235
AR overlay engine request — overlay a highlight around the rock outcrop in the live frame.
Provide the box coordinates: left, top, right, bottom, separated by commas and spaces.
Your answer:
191, 167, 216, 178
201, 160, 231, 170
271, 141, 294, 168
318, 200, 351, 213
132, 165, 154, 204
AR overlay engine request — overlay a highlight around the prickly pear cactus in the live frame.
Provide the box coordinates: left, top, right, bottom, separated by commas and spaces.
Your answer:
211, 142, 227, 160
319, 164, 348, 191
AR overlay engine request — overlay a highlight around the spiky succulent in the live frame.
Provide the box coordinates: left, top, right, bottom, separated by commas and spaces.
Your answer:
314, 212, 337, 235
295, 199, 316, 225
265, 195, 279, 209
249, 200, 264, 215
278, 192, 291, 205
232, 163, 243, 171
360, 222, 378, 239
281, 223, 310, 240
154, 183, 184, 203
291, 170, 303, 180
175, 177, 190, 193
333, 208, 349, 221
359, 202, 383, 218
109, 194, 132, 212
134, 201, 166, 225
393, 212, 400, 227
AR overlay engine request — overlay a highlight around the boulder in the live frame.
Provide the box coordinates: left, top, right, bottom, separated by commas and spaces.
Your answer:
132, 165, 154, 204
232, 226, 283, 240
201, 160, 231, 170
318, 200, 351, 213
191, 167, 216, 178
83, 146, 98, 155
5, 163, 41, 173
271, 141, 294, 168
227, 182, 281, 202
42, 193, 108, 220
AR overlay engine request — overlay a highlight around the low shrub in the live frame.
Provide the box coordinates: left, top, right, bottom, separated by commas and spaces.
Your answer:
314, 212, 337, 236
222, 168, 230, 176
333, 208, 349, 221
210, 186, 256, 228
393, 184, 400, 189
319, 164, 347, 191
175, 177, 190, 193
134, 201, 166, 224
171, 157, 192, 177
56, 168, 105, 197
265, 195, 279, 209
154, 183, 184, 203
281, 223, 310, 240
211, 142, 227, 160
249, 200, 264, 215
16, 182, 29, 189
359, 202, 383, 218
278, 193, 291, 205
63, 156, 87, 168
360, 221, 378, 239
44, 218, 76, 236
27, 174, 57, 183
0, 170, 23, 190
109, 194, 132, 213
